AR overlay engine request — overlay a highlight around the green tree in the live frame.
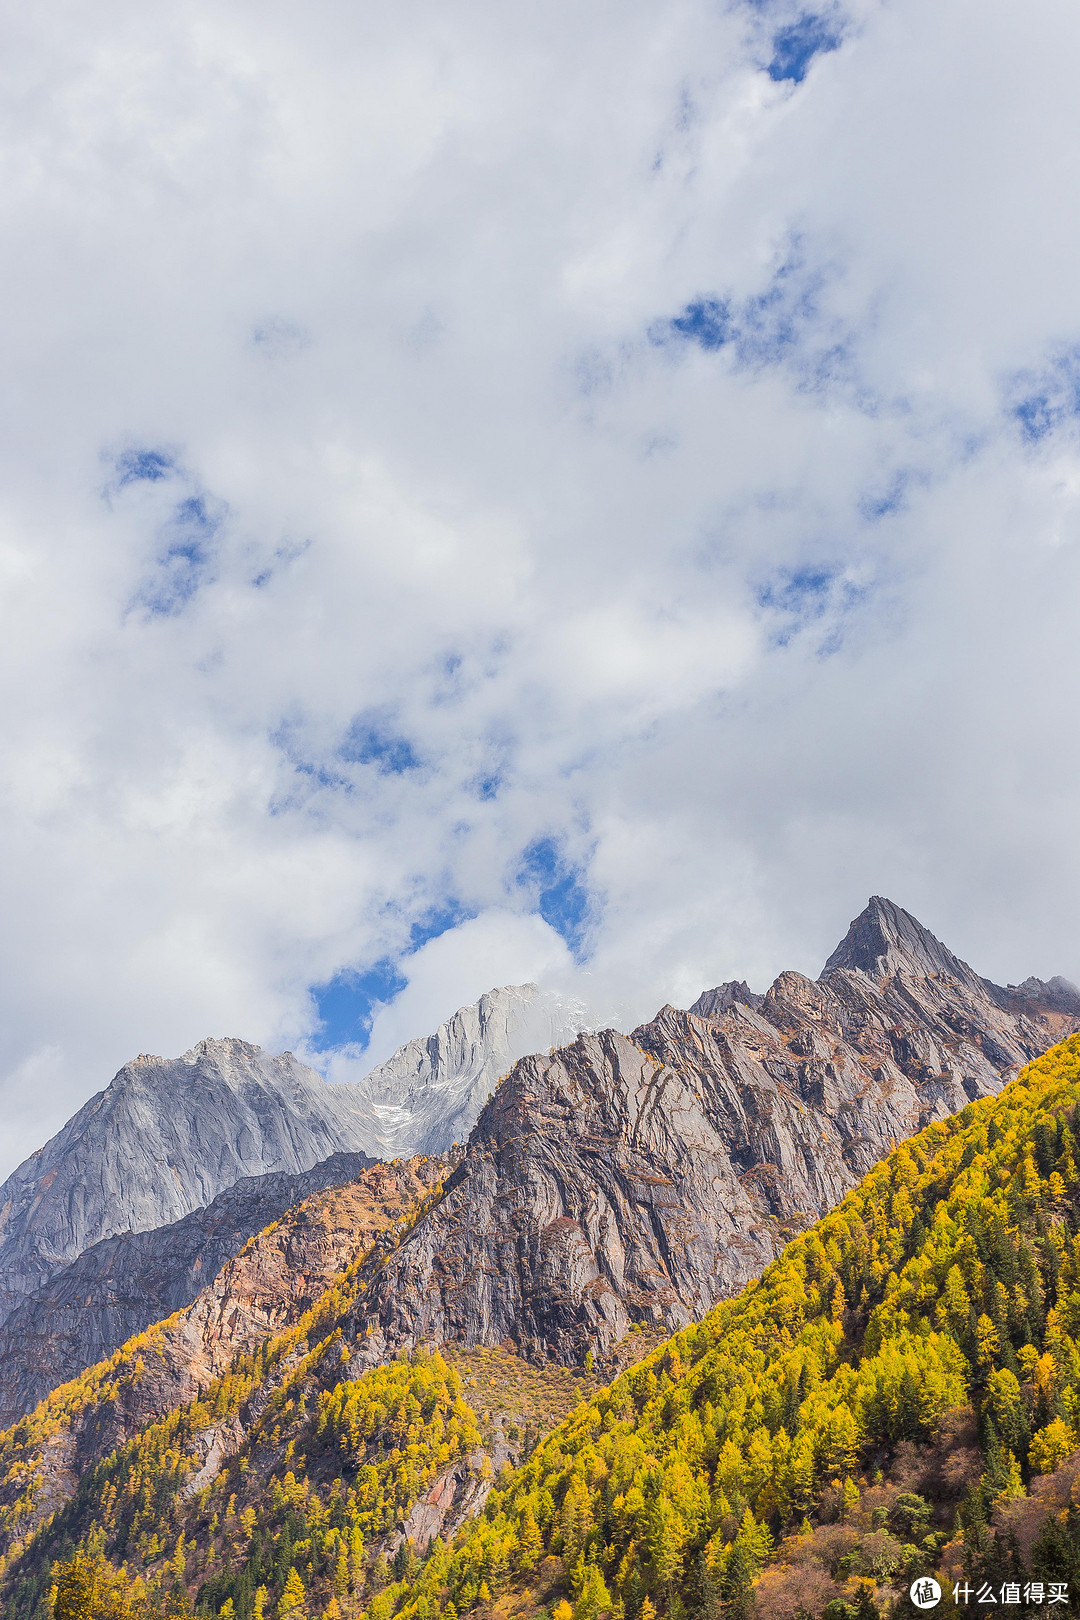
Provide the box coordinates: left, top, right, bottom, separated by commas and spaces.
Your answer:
574, 1565, 614, 1620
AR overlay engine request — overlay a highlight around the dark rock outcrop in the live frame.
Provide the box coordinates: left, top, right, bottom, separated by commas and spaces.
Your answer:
0, 1151, 377, 1429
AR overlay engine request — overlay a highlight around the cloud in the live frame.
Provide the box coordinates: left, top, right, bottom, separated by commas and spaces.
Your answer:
2, 0, 1080, 1173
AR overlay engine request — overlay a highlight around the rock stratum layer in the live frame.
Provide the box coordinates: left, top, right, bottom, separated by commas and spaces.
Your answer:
0, 897, 1077, 1575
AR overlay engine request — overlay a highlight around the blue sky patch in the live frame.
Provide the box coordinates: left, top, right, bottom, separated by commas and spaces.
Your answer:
307, 900, 472, 1053
115, 446, 177, 487
656, 243, 850, 390
308, 959, 409, 1052
1009, 348, 1080, 442
341, 717, 422, 775
768, 14, 842, 83
755, 561, 868, 650
136, 490, 225, 617
408, 898, 472, 951
516, 836, 593, 959
670, 298, 732, 351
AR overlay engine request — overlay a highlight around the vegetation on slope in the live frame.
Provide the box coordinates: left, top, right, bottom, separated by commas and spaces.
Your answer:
0, 1246, 607, 1620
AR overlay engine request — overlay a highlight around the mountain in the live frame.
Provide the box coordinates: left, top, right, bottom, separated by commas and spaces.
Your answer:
347, 983, 590, 1159
0, 985, 588, 1332
372, 1030, 1080, 1620
0, 1153, 450, 1590
8, 1029, 1080, 1620
0, 1039, 379, 1328
0, 1151, 383, 1430
351, 898, 1080, 1370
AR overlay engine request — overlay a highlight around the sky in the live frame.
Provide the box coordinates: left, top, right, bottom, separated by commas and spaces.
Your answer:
2, 0, 1080, 1177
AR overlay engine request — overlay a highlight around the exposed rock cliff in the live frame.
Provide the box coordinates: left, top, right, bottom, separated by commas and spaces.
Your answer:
0, 899, 1076, 1576
0, 1039, 381, 1326
0, 1151, 379, 1429
0, 1155, 448, 1549
351, 898, 1080, 1369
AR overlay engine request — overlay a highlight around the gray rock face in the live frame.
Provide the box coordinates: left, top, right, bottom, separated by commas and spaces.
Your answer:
352, 983, 590, 1158
351, 898, 1080, 1370
1005, 974, 1080, 1017
689, 980, 764, 1019
823, 894, 985, 985
0, 1151, 375, 1429
0, 1038, 380, 1326
0, 897, 1076, 1565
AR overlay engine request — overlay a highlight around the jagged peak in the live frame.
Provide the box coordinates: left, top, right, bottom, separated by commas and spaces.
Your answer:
689, 981, 764, 1020
822, 896, 982, 986
180, 1036, 267, 1063
104, 1038, 322, 1100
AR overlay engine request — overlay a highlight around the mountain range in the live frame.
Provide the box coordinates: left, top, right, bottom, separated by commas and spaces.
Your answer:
1, 896, 1079, 1620
0, 984, 586, 1330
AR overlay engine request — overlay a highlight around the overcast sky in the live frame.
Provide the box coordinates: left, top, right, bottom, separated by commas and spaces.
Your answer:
2, 0, 1080, 1176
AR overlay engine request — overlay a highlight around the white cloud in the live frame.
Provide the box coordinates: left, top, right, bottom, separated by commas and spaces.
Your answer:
2, 0, 1080, 1175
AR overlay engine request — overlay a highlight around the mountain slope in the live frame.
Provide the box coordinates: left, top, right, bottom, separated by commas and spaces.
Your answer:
351, 899, 1080, 1369
0, 1154, 450, 1590
0, 1040, 380, 1327
7, 1033, 1080, 1620
0, 1152, 383, 1430
1, 900, 1076, 1498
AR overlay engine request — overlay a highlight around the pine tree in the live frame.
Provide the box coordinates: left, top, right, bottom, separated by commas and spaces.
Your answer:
277, 1567, 306, 1620
517, 1505, 544, 1573
574, 1564, 613, 1620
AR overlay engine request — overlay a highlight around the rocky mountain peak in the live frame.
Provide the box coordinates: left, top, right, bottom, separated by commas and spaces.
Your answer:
1007, 974, 1080, 1017
351, 981, 590, 1158
822, 895, 981, 985
0, 984, 590, 1332
689, 980, 764, 1020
